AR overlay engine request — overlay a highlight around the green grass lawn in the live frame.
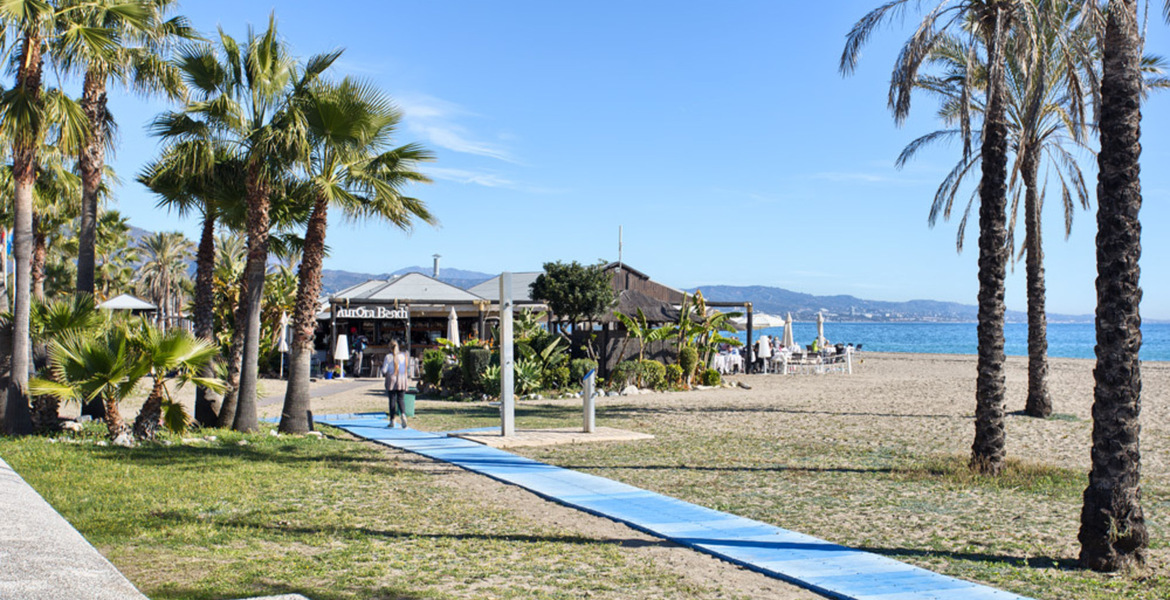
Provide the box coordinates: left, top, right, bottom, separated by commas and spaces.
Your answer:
0, 424, 741, 600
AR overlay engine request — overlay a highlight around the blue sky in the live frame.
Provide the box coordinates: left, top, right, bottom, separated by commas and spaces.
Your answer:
105, 1, 1170, 319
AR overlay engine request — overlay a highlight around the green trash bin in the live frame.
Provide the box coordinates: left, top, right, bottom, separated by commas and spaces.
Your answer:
403, 392, 416, 417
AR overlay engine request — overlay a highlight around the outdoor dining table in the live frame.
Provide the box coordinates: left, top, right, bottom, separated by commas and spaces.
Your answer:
711, 353, 743, 375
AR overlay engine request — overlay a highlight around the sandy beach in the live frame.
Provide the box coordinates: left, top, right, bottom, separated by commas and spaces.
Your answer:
227, 352, 1170, 475
82, 350, 1170, 479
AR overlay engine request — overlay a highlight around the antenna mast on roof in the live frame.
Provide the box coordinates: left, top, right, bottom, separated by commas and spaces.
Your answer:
618, 226, 622, 273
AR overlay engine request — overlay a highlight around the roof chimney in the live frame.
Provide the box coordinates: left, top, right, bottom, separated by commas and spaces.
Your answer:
432, 254, 441, 279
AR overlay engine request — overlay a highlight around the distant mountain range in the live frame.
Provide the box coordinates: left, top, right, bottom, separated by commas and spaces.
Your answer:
315, 265, 1093, 323
689, 285, 1093, 324
321, 266, 493, 295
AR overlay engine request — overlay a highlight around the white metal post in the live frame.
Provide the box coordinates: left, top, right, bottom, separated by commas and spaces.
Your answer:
582, 368, 596, 433
500, 272, 515, 437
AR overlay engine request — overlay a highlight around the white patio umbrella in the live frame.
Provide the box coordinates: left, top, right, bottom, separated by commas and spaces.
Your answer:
334, 333, 350, 378
447, 306, 461, 347
816, 311, 827, 347
782, 313, 795, 348
278, 311, 289, 379
730, 312, 785, 331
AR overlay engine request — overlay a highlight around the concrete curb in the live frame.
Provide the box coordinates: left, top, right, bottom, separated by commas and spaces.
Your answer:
0, 457, 148, 600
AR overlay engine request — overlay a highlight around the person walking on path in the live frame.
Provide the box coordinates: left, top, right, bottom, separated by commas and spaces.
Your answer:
382, 341, 410, 428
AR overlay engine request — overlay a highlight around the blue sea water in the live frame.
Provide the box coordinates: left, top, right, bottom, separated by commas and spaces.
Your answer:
731, 322, 1170, 362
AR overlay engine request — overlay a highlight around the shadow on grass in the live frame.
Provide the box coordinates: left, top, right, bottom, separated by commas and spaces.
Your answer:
85, 439, 409, 477
553, 463, 898, 475
598, 404, 960, 421
149, 509, 674, 550
857, 545, 1080, 571
418, 400, 961, 422
151, 581, 429, 600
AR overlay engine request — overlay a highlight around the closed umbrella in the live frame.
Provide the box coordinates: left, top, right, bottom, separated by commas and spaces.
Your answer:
278, 311, 289, 379
782, 313, 795, 349
334, 333, 350, 378
447, 307, 461, 347
816, 312, 827, 348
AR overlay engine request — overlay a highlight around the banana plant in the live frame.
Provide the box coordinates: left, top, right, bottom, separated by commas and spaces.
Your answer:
614, 308, 675, 362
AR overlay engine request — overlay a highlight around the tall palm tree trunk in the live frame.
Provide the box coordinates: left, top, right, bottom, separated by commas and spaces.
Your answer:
31, 226, 46, 301
1079, 0, 1147, 571
193, 209, 220, 426
2, 33, 43, 436
76, 71, 106, 297
232, 166, 271, 433
217, 270, 249, 428
970, 7, 1010, 476
1022, 155, 1052, 418
279, 195, 328, 434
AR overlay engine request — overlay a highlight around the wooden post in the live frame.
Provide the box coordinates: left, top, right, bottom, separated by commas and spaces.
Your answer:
745, 302, 754, 374
500, 273, 515, 437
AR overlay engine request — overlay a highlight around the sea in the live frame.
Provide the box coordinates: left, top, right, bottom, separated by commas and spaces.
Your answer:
730, 322, 1170, 362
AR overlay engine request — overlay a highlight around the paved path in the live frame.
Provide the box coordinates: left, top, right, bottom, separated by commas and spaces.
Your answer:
258, 378, 372, 408
318, 413, 1033, 600
0, 457, 148, 600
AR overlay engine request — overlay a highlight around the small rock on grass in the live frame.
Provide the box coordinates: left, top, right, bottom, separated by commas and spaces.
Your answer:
61, 421, 84, 432
306, 431, 324, 437
237, 440, 250, 446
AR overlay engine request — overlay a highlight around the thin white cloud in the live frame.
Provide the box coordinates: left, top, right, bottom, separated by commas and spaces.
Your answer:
396, 94, 517, 163
422, 166, 565, 195
810, 172, 927, 185
423, 166, 517, 188
333, 59, 383, 76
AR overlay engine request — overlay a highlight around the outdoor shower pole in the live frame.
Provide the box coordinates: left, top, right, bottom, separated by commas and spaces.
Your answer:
500, 272, 515, 437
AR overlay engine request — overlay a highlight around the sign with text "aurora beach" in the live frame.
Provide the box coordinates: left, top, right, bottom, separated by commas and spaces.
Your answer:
336, 306, 410, 320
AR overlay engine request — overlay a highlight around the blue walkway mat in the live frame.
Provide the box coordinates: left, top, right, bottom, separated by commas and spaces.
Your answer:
317, 413, 1032, 600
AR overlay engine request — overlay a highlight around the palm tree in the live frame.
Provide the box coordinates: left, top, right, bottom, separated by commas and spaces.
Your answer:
28, 293, 104, 429
33, 326, 144, 441
30, 151, 83, 300
279, 78, 433, 434
1077, 0, 1147, 572
900, 2, 1098, 419
0, 143, 83, 300
139, 145, 245, 426
160, 16, 337, 433
0, 0, 115, 435
56, 0, 192, 297
843, 0, 1020, 474
130, 323, 221, 440
136, 231, 193, 328
94, 210, 139, 300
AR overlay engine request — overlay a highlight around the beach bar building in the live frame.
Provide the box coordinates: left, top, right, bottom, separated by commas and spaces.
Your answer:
321, 273, 490, 375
